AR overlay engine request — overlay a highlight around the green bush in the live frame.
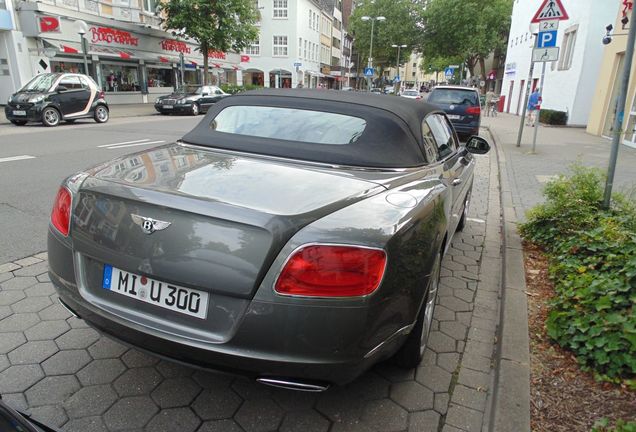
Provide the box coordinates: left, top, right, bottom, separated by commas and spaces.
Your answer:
540, 109, 568, 125
519, 164, 636, 383
220, 83, 263, 94
592, 419, 636, 432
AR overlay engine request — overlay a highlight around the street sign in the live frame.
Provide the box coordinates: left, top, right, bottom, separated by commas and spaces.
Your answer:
532, 47, 560, 62
364, 67, 374, 77
539, 20, 559, 31
448, 64, 460, 68
293, 62, 302, 67
537, 30, 558, 48
444, 67, 455, 78
531, 0, 569, 23
395, 76, 400, 82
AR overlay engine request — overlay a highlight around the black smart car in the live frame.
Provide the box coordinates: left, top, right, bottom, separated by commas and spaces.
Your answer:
5, 73, 109, 127
154, 85, 229, 115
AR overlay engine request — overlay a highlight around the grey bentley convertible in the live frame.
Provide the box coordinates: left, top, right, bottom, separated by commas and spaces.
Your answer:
48, 89, 490, 390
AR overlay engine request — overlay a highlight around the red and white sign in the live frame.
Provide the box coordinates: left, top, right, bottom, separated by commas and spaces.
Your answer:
38, 16, 60, 33
623, 0, 633, 17
160, 39, 191, 54
207, 50, 226, 60
240, 55, 250, 63
531, 0, 569, 23
61, 44, 79, 54
89, 26, 139, 46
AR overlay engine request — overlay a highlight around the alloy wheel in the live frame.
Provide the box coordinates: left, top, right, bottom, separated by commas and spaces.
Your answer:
95, 106, 109, 123
43, 108, 60, 127
420, 253, 441, 356
191, 103, 199, 115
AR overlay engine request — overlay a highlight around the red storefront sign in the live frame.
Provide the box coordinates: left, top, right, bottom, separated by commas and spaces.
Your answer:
161, 39, 191, 54
624, 0, 633, 17
89, 27, 139, 46
240, 55, 250, 63
208, 50, 226, 59
39, 16, 60, 33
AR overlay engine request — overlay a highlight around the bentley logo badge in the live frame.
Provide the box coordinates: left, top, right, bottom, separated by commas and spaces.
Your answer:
131, 214, 171, 235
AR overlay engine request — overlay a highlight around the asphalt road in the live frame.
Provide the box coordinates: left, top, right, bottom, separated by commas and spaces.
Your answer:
0, 115, 201, 264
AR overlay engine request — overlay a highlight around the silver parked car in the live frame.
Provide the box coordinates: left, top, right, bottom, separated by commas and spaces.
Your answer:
48, 90, 490, 390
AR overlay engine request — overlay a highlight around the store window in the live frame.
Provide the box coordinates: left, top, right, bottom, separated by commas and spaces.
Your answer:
50, 61, 85, 74
147, 67, 175, 87
273, 35, 288, 57
273, 0, 287, 18
101, 64, 140, 92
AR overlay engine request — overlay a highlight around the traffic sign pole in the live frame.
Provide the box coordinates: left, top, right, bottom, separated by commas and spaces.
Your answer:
531, 61, 547, 153
516, 60, 535, 147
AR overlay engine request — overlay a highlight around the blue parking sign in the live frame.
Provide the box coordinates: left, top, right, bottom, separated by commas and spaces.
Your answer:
537, 30, 557, 48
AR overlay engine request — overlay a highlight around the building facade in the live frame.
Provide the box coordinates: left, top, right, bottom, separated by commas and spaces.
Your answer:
1, 0, 243, 104
500, 0, 618, 125
587, 1, 636, 148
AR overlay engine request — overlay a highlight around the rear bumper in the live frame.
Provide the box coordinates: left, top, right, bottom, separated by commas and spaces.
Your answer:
450, 121, 481, 137
48, 230, 407, 385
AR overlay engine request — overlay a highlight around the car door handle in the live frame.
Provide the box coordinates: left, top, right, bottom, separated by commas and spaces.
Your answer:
452, 179, 462, 186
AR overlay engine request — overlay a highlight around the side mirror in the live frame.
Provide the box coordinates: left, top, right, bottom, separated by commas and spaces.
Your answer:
466, 136, 491, 155
56, 85, 69, 93
202, 92, 209, 96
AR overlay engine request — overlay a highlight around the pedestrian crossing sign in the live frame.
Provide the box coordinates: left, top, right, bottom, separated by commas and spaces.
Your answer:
531, 0, 569, 23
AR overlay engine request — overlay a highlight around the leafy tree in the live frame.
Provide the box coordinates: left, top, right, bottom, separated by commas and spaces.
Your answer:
349, 0, 423, 79
420, 0, 512, 85
160, 0, 259, 85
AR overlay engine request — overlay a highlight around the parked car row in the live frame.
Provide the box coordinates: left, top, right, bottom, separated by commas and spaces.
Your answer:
154, 85, 230, 116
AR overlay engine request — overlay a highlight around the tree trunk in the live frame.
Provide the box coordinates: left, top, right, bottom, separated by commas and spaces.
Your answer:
202, 41, 209, 85
479, 56, 487, 94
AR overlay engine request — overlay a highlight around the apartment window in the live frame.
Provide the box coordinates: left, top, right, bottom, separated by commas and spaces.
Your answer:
299, 37, 302, 57
245, 39, 260, 56
309, 10, 312, 27
143, 0, 157, 13
273, 35, 288, 56
273, 0, 288, 18
304, 40, 308, 59
558, 25, 578, 71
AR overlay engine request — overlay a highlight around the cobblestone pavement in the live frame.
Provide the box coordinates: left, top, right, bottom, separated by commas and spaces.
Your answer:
0, 152, 502, 432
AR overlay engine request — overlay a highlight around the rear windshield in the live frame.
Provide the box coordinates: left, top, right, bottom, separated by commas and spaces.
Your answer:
210, 106, 367, 145
428, 89, 479, 105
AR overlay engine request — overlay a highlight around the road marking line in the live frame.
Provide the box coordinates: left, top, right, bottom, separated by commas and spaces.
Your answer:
106, 140, 165, 149
97, 139, 150, 148
0, 155, 36, 163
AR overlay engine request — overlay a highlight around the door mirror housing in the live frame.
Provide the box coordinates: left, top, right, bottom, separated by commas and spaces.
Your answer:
201, 92, 209, 96
56, 85, 69, 93
466, 136, 491, 155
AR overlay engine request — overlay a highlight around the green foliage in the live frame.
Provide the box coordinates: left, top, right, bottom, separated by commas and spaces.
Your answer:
220, 83, 262, 94
348, 0, 423, 69
592, 419, 636, 432
540, 109, 568, 125
420, 0, 512, 76
159, 0, 258, 84
520, 164, 636, 382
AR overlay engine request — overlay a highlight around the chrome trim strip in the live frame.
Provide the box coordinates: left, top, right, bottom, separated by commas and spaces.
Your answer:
58, 298, 80, 318
256, 378, 329, 392
364, 324, 415, 359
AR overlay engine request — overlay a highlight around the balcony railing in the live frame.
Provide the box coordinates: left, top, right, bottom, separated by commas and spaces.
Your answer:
36, 0, 162, 27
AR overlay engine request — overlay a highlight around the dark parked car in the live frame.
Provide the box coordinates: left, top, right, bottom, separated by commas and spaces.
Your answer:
427, 86, 481, 140
5, 73, 109, 127
48, 90, 490, 390
154, 85, 229, 115
0, 396, 58, 431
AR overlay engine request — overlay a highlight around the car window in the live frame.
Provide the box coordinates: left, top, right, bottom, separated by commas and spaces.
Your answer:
215, 89, 223, 95
79, 76, 91, 89
21, 74, 57, 92
421, 120, 439, 163
59, 76, 82, 90
426, 114, 457, 159
210, 105, 367, 145
428, 89, 479, 106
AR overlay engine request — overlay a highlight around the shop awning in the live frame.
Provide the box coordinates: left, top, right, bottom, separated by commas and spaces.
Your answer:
42, 39, 82, 55
88, 45, 136, 60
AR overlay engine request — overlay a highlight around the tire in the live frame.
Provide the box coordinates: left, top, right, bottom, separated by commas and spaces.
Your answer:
94, 105, 109, 123
457, 186, 472, 232
394, 251, 442, 368
10, 120, 27, 126
191, 103, 199, 116
42, 107, 61, 127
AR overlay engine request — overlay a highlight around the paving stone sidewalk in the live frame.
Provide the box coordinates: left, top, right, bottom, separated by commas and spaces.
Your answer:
0, 150, 503, 432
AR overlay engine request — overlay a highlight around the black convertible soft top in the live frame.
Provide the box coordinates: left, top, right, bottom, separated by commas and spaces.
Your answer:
182, 89, 442, 168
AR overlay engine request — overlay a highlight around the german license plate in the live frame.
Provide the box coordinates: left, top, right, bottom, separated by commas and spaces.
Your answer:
13, 110, 26, 116
448, 115, 461, 120
102, 265, 208, 319
163, 105, 174, 109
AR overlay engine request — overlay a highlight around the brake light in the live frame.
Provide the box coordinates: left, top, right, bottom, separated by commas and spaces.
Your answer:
98, 90, 105, 99
416, 96, 422, 100
51, 187, 72, 236
466, 106, 481, 115
275, 245, 387, 297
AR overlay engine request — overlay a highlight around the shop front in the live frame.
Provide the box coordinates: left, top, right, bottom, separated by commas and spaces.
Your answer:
16, 11, 241, 104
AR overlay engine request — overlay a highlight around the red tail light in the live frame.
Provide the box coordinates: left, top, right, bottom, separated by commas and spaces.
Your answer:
416, 96, 422, 100
275, 245, 387, 297
466, 106, 481, 115
51, 187, 72, 236
98, 90, 105, 99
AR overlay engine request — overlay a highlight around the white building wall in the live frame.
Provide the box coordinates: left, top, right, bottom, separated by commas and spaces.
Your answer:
0, 0, 36, 103
501, 0, 618, 125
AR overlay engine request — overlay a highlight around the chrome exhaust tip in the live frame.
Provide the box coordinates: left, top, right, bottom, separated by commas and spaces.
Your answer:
58, 298, 80, 319
256, 377, 330, 392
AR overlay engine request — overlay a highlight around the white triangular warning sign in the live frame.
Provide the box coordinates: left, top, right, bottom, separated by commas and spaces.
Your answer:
531, 0, 569, 23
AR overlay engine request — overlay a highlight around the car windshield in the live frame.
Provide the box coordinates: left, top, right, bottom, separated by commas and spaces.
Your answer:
428, 89, 479, 105
20, 74, 57, 92
184, 86, 202, 95
210, 106, 367, 145
403, 91, 419, 96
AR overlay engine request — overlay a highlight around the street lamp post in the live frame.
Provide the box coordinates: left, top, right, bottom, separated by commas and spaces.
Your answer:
391, 44, 407, 89
361, 15, 385, 92
74, 20, 89, 77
